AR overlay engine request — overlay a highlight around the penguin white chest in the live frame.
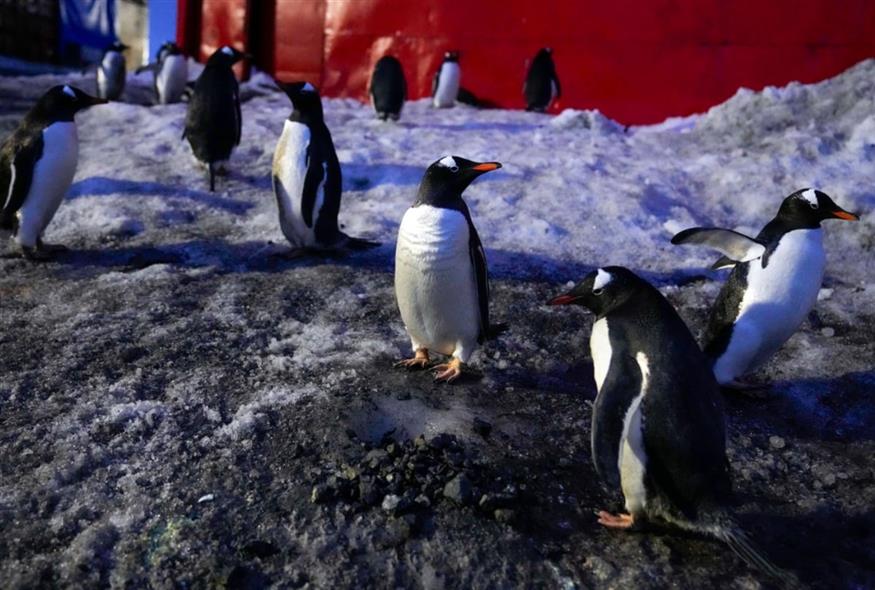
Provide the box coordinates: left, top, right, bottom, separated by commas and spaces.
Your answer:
395, 205, 480, 361
156, 55, 187, 104
272, 121, 325, 248
619, 352, 650, 515
433, 63, 460, 108
589, 317, 612, 392
16, 122, 78, 247
719, 229, 826, 378
98, 52, 125, 97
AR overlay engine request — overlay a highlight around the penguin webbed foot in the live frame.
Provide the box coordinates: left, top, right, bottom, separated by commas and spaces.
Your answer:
20, 245, 53, 262
432, 358, 465, 383
721, 378, 771, 398
394, 349, 431, 371
596, 510, 637, 530
37, 240, 68, 254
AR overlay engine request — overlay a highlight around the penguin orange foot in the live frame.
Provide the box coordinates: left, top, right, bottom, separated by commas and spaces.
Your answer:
596, 511, 635, 529
433, 358, 463, 383
394, 348, 430, 370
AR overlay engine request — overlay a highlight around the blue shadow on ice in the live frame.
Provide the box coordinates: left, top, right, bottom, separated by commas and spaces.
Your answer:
68, 177, 254, 215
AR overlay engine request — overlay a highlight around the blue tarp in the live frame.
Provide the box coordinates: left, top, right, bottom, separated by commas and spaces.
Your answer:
59, 0, 117, 52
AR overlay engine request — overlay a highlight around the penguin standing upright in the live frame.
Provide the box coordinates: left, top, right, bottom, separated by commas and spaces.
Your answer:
0, 85, 106, 260
272, 82, 379, 252
97, 42, 128, 101
432, 52, 461, 108
369, 56, 406, 120
183, 46, 245, 192
394, 155, 503, 382
524, 47, 561, 112
137, 41, 188, 104
548, 267, 783, 578
672, 188, 859, 387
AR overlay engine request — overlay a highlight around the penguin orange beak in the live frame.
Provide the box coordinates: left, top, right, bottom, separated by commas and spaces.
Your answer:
548, 294, 578, 306
472, 162, 502, 172
831, 209, 859, 221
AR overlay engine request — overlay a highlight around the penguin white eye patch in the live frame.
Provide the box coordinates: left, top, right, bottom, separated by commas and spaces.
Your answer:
221, 46, 234, 56
62, 85, 76, 99
437, 155, 459, 171
799, 188, 818, 207
593, 269, 613, 292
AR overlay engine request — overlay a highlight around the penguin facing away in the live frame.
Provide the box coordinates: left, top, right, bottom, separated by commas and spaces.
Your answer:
432, 51, 461, 108
272, 81, 379, 252
183, 45, 245, 192
97, 41, 128, 101
394, 156, 503, 382
672, 188, 859, 388
137, 41, 188, 104
0, 85, 107, 260
370, 55, 406, 121
524, 47, 561, 112
548, 267, 784, 578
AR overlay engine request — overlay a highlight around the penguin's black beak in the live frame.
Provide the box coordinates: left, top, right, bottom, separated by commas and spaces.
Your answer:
830, 207, 859, 221
547, 293, 578, 306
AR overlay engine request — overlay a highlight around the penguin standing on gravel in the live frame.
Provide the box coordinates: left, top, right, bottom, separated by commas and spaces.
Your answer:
548, 267, 783, 578
672, 188, 859, 388
0, 85, 106, 260
183, 45, 245, 192
137, 41, 188, 104
524, 47, 561, 112
432, 52, 461, 108
97, 41, 128, 101
394, 155, 503, 382
272, 81, 379, 252
369, 56, 406, 121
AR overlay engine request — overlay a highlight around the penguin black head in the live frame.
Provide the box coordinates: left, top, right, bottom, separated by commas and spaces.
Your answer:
208, 45, 246, 66
414, 156, 501, 208
777, 188, 859, 228
537, 47, 553, 59
107, 42, 129, 53
158, 41, 182, 59
548, 266, 645, 317
444, 51, 460, 62
279, 81, 323, 121
29, 85, 107, 123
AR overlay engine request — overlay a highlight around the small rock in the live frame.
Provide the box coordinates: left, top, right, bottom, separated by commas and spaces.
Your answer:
494, 508, 516, 524
240, 540, 280, 559
769, 436, 786, 450
197, 493, 215, 504
429, 433, 454, 450
310, 484, 332, 504
382, 494, 401, 513
821, 326, 835, 337
472, 418, 492, 438
443, 473, 473, 505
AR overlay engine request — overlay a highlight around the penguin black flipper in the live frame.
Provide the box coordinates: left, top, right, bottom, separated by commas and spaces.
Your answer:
300, 143, 324, 228
460, 200, 490, 343
671, 227, 765, 264
591, 352, 642, 488
431, 70, 440, 97
233, 86, 242, 146
0, 133, 43, 229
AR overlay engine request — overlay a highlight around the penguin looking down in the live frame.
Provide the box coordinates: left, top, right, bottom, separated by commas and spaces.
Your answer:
183, 45, 246, 192
524, 47, 561, 112
432, 51, 461, 108
272, 81, 379, 253
370, 56, 406, 121
137, 41, 188, 104
672, 188, 859, 388
395, 156, 503, 383
0, 85, 107, 260
97, 41, 128, 101
548, 267, 784, 579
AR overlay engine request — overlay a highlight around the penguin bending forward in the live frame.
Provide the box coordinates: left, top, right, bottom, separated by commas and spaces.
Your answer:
183, 45, 245, 192
394, 156, 503, 382
549, 267, 784, 578
272, 82, 379, 252
370, 56, 406, 121
0, 85, 106, 260
432, 52, 460, 109
672, 189, 859, 388
97, 42, 128, 101
524, 47, 561, 112
136, 41, 188, 104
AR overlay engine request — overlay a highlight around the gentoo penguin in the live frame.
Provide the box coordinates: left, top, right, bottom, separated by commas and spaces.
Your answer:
394, 155, 502, 382
432, 52, 461, 108
548, 267, 783, 578
524, 47, 561, 112
183, 45, 245, 192
137, 41, 188, 104
369, 56, 406, 121
97, 42, 128, 101
0, 85, 106, 260
672, 188, 859, 387
272, 81, 379, 252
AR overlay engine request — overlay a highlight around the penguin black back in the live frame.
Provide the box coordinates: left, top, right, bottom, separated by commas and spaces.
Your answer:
370, 56, 406, 120
524, 47, 560, 112
184, 46, 245, 191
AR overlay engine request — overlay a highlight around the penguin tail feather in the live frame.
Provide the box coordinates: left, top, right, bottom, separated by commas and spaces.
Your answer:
486, 323, 509, 340
713, 525, 789, 582
208, 162, 216, 192
344, 237, 381, 251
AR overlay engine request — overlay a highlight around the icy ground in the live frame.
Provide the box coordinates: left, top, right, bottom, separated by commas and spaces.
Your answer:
0, 61, 873, 589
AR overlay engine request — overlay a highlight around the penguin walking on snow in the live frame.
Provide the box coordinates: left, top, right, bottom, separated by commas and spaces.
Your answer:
0, 85, 106, 260
394, 156, 503, 382
370, 56, 406, 121
136, 41, 188, 104
272, 81, 379, 252
548, 267, 784, 578
97, 42, 128, 101
183, 45, 245, 192
524, 47, 561, 112
672, 188, 859, 388
432, 52, 461, 108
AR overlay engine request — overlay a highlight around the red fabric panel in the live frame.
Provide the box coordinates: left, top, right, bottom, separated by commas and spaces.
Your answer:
272, 0, 326, 83
198, 0, 249, 78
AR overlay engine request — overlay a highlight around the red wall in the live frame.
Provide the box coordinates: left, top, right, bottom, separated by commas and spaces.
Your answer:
179, 0, 875, 124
